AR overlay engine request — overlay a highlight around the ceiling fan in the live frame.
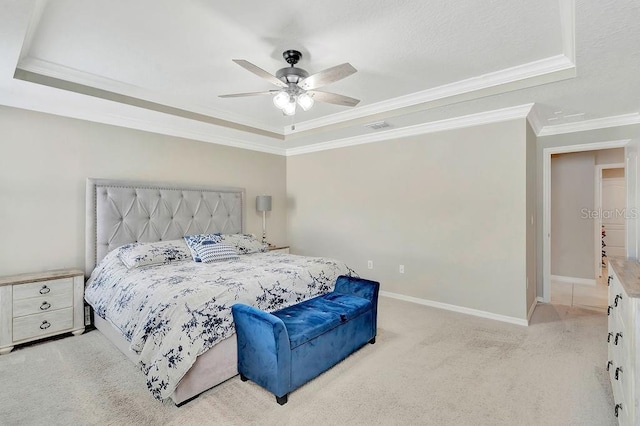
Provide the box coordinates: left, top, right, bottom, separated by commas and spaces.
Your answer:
219, 49, 360, 116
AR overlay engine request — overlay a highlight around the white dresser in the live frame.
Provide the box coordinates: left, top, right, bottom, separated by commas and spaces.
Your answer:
608, 258, 640, 424
0, 269, 85, 354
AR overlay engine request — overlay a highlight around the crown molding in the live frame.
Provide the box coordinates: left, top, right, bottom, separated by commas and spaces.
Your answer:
538, 113, 640, 136
286, 104, 533, 156
286, 2, 576, 135
526, 104, 545, 135
559, 0, 576, 63
16, 56, 284, 136
285, 54, 574, 136
14, 1, 577, 144
0, 81, 286, 156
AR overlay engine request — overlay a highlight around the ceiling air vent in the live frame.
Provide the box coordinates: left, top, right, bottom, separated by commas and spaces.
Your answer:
364, 121, 391, 130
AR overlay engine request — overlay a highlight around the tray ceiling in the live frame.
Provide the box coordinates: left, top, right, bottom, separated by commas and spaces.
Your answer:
1, 0, 638, 154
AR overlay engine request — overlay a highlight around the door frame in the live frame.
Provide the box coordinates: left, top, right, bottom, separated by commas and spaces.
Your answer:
594, 163, 625, 279
542, 139, 630, 303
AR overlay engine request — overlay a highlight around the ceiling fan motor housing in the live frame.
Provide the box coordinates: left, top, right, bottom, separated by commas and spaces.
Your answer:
276, 66, 309, 84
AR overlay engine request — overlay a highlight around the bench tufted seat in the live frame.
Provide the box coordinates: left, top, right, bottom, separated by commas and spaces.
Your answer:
232, 275, 379, 404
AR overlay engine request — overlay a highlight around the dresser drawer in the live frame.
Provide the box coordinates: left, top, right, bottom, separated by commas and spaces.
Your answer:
12, 308, 73, 342
13, 278, 73, 301
13, 293, 73, 318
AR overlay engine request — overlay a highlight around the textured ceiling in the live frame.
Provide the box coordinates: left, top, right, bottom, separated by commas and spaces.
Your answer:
0, 0, 638, 152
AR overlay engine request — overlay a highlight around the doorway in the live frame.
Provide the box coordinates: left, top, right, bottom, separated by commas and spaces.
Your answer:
542, 140, 630, 303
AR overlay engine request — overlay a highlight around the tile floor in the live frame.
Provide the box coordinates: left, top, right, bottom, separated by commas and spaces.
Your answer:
550, 266, 609, 312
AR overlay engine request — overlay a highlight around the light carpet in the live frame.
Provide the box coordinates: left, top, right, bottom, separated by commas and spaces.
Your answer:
0, 297, 616, 425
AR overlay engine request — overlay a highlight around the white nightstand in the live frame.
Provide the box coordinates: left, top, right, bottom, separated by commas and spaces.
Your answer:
0, 269, 85, 355
267, 246, 290, 254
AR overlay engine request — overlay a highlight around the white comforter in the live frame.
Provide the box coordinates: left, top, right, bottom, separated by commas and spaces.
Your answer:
85, 249, 353, 400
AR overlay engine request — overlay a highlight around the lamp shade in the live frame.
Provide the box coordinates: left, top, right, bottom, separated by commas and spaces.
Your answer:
256, 195, 272, 212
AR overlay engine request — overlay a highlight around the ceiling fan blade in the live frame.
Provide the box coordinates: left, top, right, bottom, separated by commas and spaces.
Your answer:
219, 90, 280, 98
298, 63, 357, 90
232, 59, 288, 88
308, 90, 360, 107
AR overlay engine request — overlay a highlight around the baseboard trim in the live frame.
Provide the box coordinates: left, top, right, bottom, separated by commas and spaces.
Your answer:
551, 275, 596, 286
536, 296, 545, 303
379, 291, 528, 327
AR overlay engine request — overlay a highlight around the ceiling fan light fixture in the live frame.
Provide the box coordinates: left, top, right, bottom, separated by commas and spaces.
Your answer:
220, 49, 360, 117
273, 91, 290, 109
282, 99, 297, 116
297, 92, 314, 111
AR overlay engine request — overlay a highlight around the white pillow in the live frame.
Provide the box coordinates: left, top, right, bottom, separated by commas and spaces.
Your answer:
118, 240, 191, 269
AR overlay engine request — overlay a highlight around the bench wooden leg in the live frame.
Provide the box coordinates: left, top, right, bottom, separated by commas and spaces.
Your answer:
369, 337, 376, 344
240, 374, 248, 382
276, 394, 288, 405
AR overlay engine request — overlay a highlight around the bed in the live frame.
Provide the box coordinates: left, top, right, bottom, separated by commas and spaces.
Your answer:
84, 179, 353, 405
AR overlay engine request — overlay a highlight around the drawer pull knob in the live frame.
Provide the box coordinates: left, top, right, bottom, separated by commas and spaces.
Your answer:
615, 366, 623, 380
615, 332, 623, 345
615, 403, 622, 417
607, 332, 613, 343
608, 275, 612, 286
39, 320, 51, 330
39, 285, 51, 295
607, 360, 613, 371
40, 301, 51, 310
615, 294, 622, 307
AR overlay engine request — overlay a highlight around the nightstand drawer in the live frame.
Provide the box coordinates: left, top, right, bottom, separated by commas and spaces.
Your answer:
13, 308, 73, 342
13, 293, 73, 318
13, 278, 73, 301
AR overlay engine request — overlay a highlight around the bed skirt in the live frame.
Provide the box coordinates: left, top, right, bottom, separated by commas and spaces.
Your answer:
93, 315, 238, 405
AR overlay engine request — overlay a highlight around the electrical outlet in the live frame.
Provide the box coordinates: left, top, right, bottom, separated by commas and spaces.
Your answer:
399, 265, 405, 274
367, 260, 373, 269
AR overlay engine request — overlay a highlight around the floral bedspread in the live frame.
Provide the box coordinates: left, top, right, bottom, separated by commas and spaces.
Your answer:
85, 249, 354, 400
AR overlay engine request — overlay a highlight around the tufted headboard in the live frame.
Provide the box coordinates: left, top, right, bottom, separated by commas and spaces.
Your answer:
85, 178, 245, 277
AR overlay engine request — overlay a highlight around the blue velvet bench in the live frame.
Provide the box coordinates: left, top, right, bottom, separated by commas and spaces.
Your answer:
231, 275, 379, 405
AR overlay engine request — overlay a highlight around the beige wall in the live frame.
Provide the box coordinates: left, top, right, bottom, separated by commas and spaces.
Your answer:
550, 152, 595, 279
287, 119, 530, 320
0, 106, 286, 276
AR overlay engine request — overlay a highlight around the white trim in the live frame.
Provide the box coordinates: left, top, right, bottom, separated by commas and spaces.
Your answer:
2, 78, 287, 156
87, 114, 288, 156
286, 104, 533, 156
16, 56, 285, 136
538, 113, 640, 137
551, 275, 597, 286
286, 55, 574, 135
559, 0, 576, 63
536, 296, 545, 303
18, 1, 47, 62
527, 301, 537, 323
379, 291, 528, 327
595, 165, 602, 280
625, 147, 639, 260
594, 163, 626, 279
542, 139, 630, 302
13, 1, 580, 144
526, 104, 545, 135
